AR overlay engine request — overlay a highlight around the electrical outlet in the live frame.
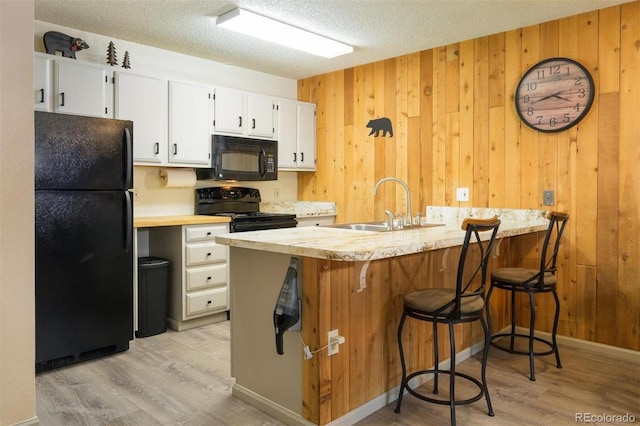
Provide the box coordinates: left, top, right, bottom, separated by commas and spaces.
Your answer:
456, 187, 469, 202
543, 190, 555, 206
328, 329, 340, 356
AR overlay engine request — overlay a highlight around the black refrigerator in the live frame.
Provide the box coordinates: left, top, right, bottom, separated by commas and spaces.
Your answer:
35, 111, 134, 372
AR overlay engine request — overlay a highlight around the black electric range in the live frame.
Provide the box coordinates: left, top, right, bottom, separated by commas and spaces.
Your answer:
195, 187, 297, 232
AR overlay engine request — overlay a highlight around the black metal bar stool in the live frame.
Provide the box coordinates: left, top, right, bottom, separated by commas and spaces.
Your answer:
486, 211, 569, 381
395, 216, 501, 426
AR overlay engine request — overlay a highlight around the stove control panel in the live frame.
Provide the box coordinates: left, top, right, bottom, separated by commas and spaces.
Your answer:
196, 187, 261, 203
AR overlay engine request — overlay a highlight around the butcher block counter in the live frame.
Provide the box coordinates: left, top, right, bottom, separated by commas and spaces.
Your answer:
217, 207, 552, 426
134, 215, 230, 228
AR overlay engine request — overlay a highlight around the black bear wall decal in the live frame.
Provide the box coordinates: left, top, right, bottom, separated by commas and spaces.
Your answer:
43, 31, 90, 59
366, 117, 393, 137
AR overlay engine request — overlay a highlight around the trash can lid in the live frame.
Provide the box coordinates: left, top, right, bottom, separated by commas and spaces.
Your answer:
138, 256, 170, 268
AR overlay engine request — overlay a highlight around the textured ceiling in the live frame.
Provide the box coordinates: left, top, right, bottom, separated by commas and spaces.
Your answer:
35, 0, 633, 80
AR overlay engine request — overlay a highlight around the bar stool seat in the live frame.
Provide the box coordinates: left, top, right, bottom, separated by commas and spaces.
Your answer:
486, 211, 569, 381
395, 216, 501, 426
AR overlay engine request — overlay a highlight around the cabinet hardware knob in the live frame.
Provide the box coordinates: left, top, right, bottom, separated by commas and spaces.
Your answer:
238, 116, 242, 127
293, 152, 297, 162
39, 88, 45, 103
252, 118, 256, 129
154, 142, 159, 155
301, 152, 304, 162
207, 252, 211, 256
207, 276, 211, 280
60, 92, 65, 107
206, 232, 211, 235
207, 300, 212, 304
173, 144, 177, 155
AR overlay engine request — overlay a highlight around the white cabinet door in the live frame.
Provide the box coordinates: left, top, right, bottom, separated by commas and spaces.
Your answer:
54, 60, 110, 118
213, 87, 244, 135
247, 94, 275, 138
277, 99, 298, 169
114, 72, 168, 165
168, 80, 211, 166
296, 102, 317, 170
34, 54, 51, 112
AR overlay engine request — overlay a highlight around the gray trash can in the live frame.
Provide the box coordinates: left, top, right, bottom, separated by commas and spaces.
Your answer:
136, 257, 170, 338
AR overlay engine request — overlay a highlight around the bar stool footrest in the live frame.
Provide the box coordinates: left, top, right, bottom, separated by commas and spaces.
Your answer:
490, 332, 555, 357
403, 369, 485, 406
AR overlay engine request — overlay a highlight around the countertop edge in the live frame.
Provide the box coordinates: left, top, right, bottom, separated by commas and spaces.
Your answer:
134, 215, 230, 228
216, 222, 549, 261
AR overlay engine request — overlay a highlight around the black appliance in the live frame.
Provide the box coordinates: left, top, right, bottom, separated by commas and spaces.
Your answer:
35, 111, 134, 372
195, 186, 297, 232
196, 135, 278, 181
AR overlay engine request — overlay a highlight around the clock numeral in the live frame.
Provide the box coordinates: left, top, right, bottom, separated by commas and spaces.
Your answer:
575, 76, 584, 85
536, 116, 543, 125
550, 117, 557, 127
577, 88, 586, 98
574, 103, 581, 112
525, 82, 537, 91
527, 107, 534, 116
563, 113, 571, 123
523, 94, 530, 103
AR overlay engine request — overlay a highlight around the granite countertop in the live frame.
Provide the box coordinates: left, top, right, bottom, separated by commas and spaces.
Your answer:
215, 207, 550, 261
134, 215, 230, 228
260, 201, 337, 218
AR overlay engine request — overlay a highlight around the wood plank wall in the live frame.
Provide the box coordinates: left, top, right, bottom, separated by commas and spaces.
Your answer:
297, 2, 639, 351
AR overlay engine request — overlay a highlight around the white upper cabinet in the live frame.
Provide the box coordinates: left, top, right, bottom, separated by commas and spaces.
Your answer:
114, 72, 168, 165
54, 59, 110, 118
34, 54, 51, 111
212, 87, 244, 135
296, 102, 316, 170
277, 99, 316, 171
247, 94, 275, 138
213, 88, 275, 139
168, 80, 211, 166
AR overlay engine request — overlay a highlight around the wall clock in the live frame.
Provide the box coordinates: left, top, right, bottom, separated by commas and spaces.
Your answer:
515, 57, 595, 133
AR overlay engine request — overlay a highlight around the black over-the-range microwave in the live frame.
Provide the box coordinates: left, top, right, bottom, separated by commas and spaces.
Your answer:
196, 134, 278, 181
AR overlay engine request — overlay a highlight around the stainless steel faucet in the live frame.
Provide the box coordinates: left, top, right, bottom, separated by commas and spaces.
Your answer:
373, 177, 412, 227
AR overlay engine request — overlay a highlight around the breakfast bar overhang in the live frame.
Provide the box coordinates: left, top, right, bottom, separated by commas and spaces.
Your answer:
216, 207, 551, 425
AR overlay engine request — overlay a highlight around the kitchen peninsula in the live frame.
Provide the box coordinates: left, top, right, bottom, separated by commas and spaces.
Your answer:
217, 207, 550, 426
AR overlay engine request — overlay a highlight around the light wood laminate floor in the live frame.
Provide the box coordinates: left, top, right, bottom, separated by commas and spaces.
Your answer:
37, 321, 639, 425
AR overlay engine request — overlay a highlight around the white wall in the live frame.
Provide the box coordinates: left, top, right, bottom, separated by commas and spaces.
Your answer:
1, 2, 37, 425
34, 21, 301, 217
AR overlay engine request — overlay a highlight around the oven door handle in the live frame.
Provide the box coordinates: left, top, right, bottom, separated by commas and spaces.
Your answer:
259, 148, 267, 178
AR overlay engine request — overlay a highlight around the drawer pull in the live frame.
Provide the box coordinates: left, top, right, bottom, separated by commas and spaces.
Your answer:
207, 276, 212, 280
207, 300, 212, 304
206, 231, 212, 236
207, 252, 211, 256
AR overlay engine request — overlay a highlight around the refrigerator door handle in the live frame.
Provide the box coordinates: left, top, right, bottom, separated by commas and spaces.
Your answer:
124, 127, 132, 189
124, 191, 133, 252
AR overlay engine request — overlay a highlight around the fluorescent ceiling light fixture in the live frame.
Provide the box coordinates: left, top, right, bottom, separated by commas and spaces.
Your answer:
216, 8, 353, 59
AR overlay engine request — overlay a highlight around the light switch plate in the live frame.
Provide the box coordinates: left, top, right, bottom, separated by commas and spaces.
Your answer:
543, 190, 555, 206
456, 187, 469, 202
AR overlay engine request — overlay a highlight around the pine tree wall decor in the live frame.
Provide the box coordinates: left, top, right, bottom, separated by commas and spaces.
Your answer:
122, 51, 131, 69
107, 41, 118, 66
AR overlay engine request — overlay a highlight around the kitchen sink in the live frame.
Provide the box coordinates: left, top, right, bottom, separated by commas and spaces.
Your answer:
324, 221, 445, 232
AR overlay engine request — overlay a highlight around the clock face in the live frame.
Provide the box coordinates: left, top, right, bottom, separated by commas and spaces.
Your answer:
515, 57, 595, 133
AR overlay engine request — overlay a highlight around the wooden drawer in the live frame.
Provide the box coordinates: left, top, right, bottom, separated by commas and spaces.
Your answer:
185, 264, 227, 291
185, 242, 227, 266
185, 287, 228, 318
185, 224, 227, 242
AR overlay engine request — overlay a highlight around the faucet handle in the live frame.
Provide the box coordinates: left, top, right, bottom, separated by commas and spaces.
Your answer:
384, 210, 394, 229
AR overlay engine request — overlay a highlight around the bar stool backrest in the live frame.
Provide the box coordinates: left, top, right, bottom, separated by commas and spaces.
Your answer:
536, 211, 570, 289
451, 216, 501, 318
